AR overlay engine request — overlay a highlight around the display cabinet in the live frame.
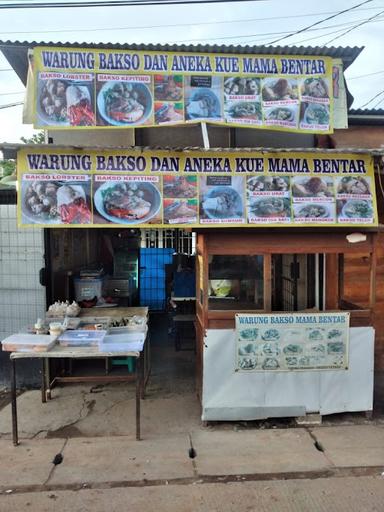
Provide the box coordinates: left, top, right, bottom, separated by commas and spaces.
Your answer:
195, 229, 378, 397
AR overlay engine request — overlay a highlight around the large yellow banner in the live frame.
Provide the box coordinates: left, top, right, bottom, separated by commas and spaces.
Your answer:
17, 147, 377, 228
32, 46, 334, 133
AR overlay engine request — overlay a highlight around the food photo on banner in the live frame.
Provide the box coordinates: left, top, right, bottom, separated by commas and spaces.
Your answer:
163, 175, 198, 224
16, 148, 378, 228
199, 175, 245, 224
96, 74, 154, 127
184, 75, 223, 122
235, 312, 350, 372
31, 47, 335, 133
291, 176, 336, 224
92, 175, 162, 225
154, 75, 184, 125
37, 72, 96, 127
246, 175, 291, 224
20, 174, 92, 225
224, 76, 262, 126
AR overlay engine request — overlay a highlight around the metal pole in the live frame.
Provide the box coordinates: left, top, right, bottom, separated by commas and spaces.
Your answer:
10, 358, 19, 446
135, 355, 141, 441
41, 359, 47, 403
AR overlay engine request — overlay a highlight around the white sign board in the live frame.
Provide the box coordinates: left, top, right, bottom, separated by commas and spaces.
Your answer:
236, 312, 349, 372
202, 326, 374, 421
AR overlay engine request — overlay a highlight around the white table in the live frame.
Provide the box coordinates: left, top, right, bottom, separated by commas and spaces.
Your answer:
10, 343, 146, 445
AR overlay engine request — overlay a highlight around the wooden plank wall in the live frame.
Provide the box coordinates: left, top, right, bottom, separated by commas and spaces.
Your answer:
343, 236, 384, 368
373, 232, 384, 369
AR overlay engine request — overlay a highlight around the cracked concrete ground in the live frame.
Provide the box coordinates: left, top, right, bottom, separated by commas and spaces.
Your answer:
0, 312, 199, 439
1, 315, 384, 510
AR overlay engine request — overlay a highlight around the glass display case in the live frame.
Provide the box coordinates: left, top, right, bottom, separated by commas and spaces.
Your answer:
196, 230, 377, 331
208, 255, 263, 310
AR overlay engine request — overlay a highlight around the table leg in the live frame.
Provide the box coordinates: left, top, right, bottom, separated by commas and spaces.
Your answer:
41, 359, 47, 403
10, 358, 18, 446
135, 356, 141, 441
45, 358, 52, 400
140, 351, 145, 400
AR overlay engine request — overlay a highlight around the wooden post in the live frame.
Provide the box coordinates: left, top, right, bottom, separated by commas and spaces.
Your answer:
325, 253, 339, 309
264, 254, 272, 312
369, 234, 377, 323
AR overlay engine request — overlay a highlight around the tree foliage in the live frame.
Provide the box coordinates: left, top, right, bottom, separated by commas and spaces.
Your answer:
1, 131, 45, 177
20, 131, 45, 145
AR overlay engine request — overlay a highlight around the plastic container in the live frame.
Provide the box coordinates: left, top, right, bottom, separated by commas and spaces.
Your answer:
108, 324, 148, 334
58, 329, 107, 347
1, 334, 57, 352
49, 322, 63, 337
99, 332, 145, 353
74, 277, 104, 301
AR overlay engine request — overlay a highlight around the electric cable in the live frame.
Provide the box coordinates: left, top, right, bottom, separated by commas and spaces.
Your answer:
175, 13, 384, 44
0, 5, 382, 35
286, 18, 383, 46
0, 0, 264, 9
360, 89, 384, 108
348, 70, 384, 80
322, 7, 384, 45
265, 0, 373, 45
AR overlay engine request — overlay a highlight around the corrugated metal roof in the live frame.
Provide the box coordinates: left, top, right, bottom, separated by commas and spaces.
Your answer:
349, 108, 384, 116
2, 142, 384, 160
0, 40, 363, 85
348, 108, 384, 126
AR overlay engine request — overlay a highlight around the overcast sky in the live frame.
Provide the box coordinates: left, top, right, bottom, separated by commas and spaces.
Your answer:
0, 0, 383, 142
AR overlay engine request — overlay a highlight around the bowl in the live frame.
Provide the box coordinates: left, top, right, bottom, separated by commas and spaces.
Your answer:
94, 181, 161, 224
266, 107, 295, 122
296, 203, 330, 219
186, 88, 221, 119
36, 78, 70, 126
209, 280, 232, 297
303, 104, 330, 125
21, 180, 62, 224
202, 186, 243, 219
341, 199, 373, 219
97, 81, 153, 126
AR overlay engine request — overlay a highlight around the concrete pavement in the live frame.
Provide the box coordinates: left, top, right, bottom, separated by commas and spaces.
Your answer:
1, 425, 384, 490
0, 344, 383, 511
1, 477, 384, 512
0, 427, 384, 511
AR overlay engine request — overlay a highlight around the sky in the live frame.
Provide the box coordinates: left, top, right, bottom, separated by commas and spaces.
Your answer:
0, 0, 383, 143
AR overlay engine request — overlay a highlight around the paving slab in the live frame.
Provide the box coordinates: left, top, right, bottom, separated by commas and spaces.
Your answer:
0, 439, 65, 487
312, 425, 384, 467
191, 429, 329, 476
1, 476, 384, 512
49, 434, 194, 485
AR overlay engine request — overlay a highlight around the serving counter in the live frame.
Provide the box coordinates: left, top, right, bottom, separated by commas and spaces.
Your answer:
195, 230, 377, 420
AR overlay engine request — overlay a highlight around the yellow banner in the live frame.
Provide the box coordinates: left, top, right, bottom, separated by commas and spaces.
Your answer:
32, 46, 334, 133
17, 147, 377, 229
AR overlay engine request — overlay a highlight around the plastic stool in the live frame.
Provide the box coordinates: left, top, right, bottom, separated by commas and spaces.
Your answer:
111, 357, 135, 373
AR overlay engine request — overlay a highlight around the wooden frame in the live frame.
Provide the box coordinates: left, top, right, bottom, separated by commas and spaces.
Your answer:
194, 229, 378, 400
196, 230, 377, 330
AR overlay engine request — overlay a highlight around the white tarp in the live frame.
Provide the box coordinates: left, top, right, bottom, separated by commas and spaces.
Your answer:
202, 326, 374, 421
